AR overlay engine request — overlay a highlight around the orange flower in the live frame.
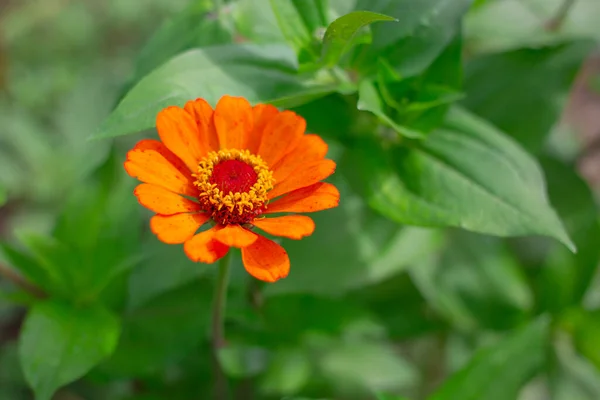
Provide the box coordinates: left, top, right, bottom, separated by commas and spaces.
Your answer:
124, 96, 340, 282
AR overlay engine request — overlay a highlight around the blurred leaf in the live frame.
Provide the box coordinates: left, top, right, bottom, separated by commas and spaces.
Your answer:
313, 338, 417, 396
463, 40, 594, 153
218, 345, 269, 378
265, 174, 442, 297
551, 332, 600, 400
232, 0, 286, 43
377, 394, 412, 400
95, 43, 337, 139
571, 310, 600, 370
321, 11, 396, 67
291, 93, 357, 140
131, 0, 232, 82
353, 0, 472, 77
429, 317, 550, 400
344, 107, 574, 250
100, 281, 212, 377
260, 349, 312, 396
537, 157, 600, 313
357, 80, 425, 139
410, 231, 533, 330
19, 300, 120, 400
0, 184, 6, 206
0, 242, 49, 291
268, 0, 328, 58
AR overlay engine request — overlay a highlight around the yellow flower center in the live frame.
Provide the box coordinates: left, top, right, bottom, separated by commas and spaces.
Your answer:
193, 149, 275, 225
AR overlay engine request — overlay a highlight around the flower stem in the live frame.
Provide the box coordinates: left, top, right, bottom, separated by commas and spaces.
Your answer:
546, 0, 577, 31
211, 251, 231, 400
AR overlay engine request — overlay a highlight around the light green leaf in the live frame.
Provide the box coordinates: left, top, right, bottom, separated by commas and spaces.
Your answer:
410, 231, 533, 330
357, 80, 425, 139
94, 43, 337, 139
321, 11, 396, 67
552, 332, 600, 400
463, 40, 594, 153
429, 317, 550, 400
218, 345, 269, 378
344, 107, 574, 250
353, 0, 472, 77
19, 301, 120, 400
260, 349, 312, 395
572, 310, 600, 370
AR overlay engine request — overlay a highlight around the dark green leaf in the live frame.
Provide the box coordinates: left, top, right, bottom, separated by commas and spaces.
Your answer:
344, 107, 574, 250
94, 43, 337, 139
410, 231, 533, 330
429, 317, 550, 400
0, 184, 6, 206
353, 0, 472, 77
572, 310, 600, 370
321, 11, 396, 67
218, 345, 269, 378
537, 157, 600, 313
19, 301, 120, 400
0, 242, 48, 291
463, 40, 594, 153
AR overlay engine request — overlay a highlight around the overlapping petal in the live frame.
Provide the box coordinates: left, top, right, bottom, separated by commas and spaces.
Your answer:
156, 106, 206, 171
257, 110, 306, 167
246, 104, 279, 153
184, 227, 230, 263
241, 235, 290, 282
214, 95, 253, 150
272, 134, 328, 182
213, 224, 258, 247
252, 216, 315, 239
268, 159, 336, 200
184, 98, 219, 152
266, 182, 340, 214
134, 184, 201, 215
150, 213, 210, 244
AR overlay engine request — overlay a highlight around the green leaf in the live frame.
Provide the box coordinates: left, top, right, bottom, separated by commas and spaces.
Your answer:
353, 0, 472, 77
429, 317, 550, 400
0, 184, 6, 206
343, 107, 574, 250
260, 349, 312, 395
130, 0, 232, 83
572, 310, 600, 370
264, 172, 442, 297
537, 157, 600, 313
321, 11, 397, 67
0, 242, 48, 291
218, 345, 269, 378
410, 231, 533, 330
463, 40, 594, 153
100, 281, 212, 377
19, 301, 120, 400
94, 43, 336, 139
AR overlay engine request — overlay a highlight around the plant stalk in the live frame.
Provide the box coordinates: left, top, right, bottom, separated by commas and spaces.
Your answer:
211, 251, 231, 400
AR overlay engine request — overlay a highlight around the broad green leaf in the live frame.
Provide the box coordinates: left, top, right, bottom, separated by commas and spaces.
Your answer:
429, 317, 550, 400
260, 349, 312, 395
321, 11, 396, 67
353, 0, 472, 77
571, 310, 600, 370
19, 301, 120, 400
129, 0, 232, 83
265, 172, 442, 297
537, 157, 600, 313
0, 242, 48, 291
463, 40, 594, 153
268, 0, 328, 57
232, 0, 286, 44
94, 43, 337, 139
410, 231, 533, 330
343, 107, 574, 250
100, 281, 212, 377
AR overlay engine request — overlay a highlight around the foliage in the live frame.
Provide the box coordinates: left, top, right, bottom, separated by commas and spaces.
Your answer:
1, 0, 600, 399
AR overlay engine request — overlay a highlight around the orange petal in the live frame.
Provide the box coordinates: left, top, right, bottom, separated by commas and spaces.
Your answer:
268, 159, 336, 200
214, 95, 253, 150
266, 182, 340, 214
124, 140, 197, 197
184, 227, 230, 263
134, 184, 201, 215
257, 111, 306, 167
246, 104, 279, 153
150, 213, 210, 244
252, 215, 315, 239
184, 98, 219, 152
241, 235, 290, 282
213, 224, 258, 248
272, 134, 329, 182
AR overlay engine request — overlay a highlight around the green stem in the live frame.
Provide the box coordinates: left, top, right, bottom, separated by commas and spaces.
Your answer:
546, 0, 577, 31
211, 251, 231, 400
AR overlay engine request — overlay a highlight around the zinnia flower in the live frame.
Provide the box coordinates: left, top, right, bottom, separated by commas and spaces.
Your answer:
124, 95, 339, 282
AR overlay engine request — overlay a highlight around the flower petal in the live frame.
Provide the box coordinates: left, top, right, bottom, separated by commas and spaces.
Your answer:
214, 95, 253, 150
268, 159, 336, 200
213, 224, 258, 248
184, 98, 219, 152
156, 106, 207, 171
134, 184, 201, 215
257, 110, 306, 167
266, 182, 340, 214
184, 227, 230, 263
252, 216, 315, 239
272, 134, 328, 182
241, 235, 290, 282
124, 140, 197, 197
246, 104, 279, 153
150, 213, 210, 244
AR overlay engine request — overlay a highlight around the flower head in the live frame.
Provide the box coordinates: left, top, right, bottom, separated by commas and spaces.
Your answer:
124, 96, 339, 282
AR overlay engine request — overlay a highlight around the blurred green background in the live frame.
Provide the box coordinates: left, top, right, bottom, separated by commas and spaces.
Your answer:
1, 0, 600, 399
